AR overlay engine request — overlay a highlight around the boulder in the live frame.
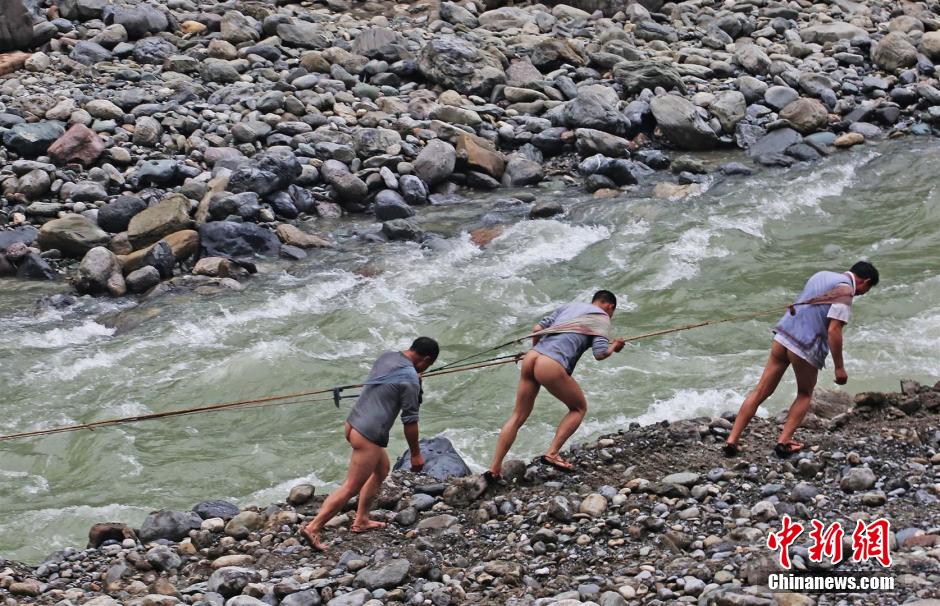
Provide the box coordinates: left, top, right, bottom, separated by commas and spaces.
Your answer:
76, 246, 126, 296
373, 190, 415, 221
734, 43, 771, 75
709, 91, 746, 133
88, 522, 137, 548
198, 221, 280, 259
562, 84, 631, 135
456, 133, 505, 178
70, 40, 112, 65
98, 196, 147, 233
277, 20, 333, 49
275, 224, 332, 248
353, 559, 410, 590
127, 194, 194, 250
228, 151, 302, 197
414, 139, 456, 186
104, 5, 168, 40
779, 98, 829, 134
613, 60, 685, 94
2, 121, 65, 157
125, 266, 160, 293
393, 435, 471, 480
0, 0, 34, 52
399, 175, 428, 205
138, 510, 202, 543
575, 128, 632, 157
207, 567, 262, 599
746, 127, 802, 157
37, 215, 109, 257
650, 95, 720, 150
418, 35, 505, 97
578, 154, 644, 185
921, 31, 940, 62
47, 124, 106, 167
872, 32, 918, 73
503, 155, 543, 186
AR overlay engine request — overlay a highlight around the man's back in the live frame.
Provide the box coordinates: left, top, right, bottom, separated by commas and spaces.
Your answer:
346, 351, 420, 447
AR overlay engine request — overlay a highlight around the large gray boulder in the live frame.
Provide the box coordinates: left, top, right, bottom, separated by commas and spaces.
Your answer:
0, 0, 33, 51
198, 221, 281, 260
37, 215, 109, 257
419, 35, 506, 97
393, 435, 471, 480
872, 32, 918, 73
138, 510, 202, 543
562, 85, 631, 135
800, 22, 869, 44
76, 247, 126, 297
414, 139, 456, 186
650, 95, 720, 150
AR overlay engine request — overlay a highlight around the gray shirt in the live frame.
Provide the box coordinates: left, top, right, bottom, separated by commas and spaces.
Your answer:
346, 351, 421, 447
533, 302, 610, 375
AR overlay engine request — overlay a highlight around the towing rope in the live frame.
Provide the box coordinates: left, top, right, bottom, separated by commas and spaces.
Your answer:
0, 300, 824, 443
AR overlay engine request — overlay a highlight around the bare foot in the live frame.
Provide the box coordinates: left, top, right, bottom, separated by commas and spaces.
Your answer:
351, 520, 387, 534
299, 525, 326, 551
540, 454, 574, 472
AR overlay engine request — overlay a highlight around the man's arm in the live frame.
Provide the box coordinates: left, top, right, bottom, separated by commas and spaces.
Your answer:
531, 323, 544, 346
403, 422, 424, 472
594, 337, 626, 361
401, 382, 424, 471
828, 319, 847, 385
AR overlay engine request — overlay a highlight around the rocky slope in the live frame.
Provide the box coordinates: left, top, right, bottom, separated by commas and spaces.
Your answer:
2, 0, 940, 296
1, 380, 939, 606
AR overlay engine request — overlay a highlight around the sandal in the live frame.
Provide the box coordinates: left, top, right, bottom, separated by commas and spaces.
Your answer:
539, 455, 574, 472
299, 526, 326, 552
722, 442, 740, 457
774, 441, 804, 459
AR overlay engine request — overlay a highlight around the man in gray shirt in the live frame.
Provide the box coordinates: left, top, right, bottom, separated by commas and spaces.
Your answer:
488, 291, 625, 477
301, 337, 439, 551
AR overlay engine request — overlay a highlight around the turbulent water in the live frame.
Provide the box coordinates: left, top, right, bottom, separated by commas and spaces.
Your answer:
2, 139, 939, 562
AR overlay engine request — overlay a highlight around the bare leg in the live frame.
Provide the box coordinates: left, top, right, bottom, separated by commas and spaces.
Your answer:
352, 449, 390, 532
303, 425, 383, 550
489, 350, 540, 476
726, 341, 791, 446
535, 356, 588, 463
776, 350, 819, 446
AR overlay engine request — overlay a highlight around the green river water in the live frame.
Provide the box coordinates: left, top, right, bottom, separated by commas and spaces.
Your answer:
1, 139, 938, 563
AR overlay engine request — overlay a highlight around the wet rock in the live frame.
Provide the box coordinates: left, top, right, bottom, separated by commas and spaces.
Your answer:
98, 196, 147, 233
15, 252, 56, 280
530, 199, 564, 218
381, 218, 423, 242
373, 190, 415, 221
127, 194, 194, 250
126, 265, 160, 293
76, 246, 126, 296
780, 98, 829, 134
650, 95, 719, 150
198, 221, 281, 259
287, 485, 315, 506
38, 214, 109, 257
414, 140, 456, 186
3, 121, 66, 158
575, 129, 632, 157
275, 224, 331, 249
138, 510, 202, 543
394, 435, 471, 480
747, 127, 803, 158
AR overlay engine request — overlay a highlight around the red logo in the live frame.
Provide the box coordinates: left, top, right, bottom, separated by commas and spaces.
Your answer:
767, 517, 892, 569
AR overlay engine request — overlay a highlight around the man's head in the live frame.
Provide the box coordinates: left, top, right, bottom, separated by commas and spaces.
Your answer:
850, 261, 879, 295
592, 290, 618, 317
406, 337, 440, 372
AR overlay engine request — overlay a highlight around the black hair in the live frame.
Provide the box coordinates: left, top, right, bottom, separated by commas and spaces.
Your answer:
851, 261, 879, 287
410, 337, 440, 359
592, 290, 617, 307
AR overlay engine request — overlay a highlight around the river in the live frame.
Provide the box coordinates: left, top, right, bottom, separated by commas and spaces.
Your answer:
1, 139, 938, 563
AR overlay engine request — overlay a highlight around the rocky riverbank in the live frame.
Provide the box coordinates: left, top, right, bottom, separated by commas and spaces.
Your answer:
2, 0, 940, 296
1, 380, 939, 605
